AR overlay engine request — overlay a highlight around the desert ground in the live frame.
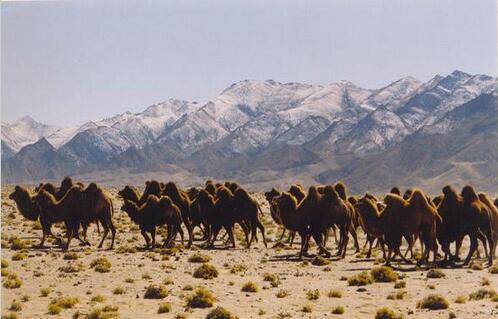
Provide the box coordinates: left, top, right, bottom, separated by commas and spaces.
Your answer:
1, 185, 497, 319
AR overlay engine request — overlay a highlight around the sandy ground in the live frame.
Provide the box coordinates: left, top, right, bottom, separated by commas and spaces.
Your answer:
1, 185, 497, 319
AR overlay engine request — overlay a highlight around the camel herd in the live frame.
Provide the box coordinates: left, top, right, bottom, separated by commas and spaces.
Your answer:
7, 177, 498, 268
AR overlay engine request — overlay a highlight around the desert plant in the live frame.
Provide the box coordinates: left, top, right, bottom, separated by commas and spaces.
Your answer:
469, 288, 497, 300
454, 295, 467, 304
347, 271, 373, 286
205, 306, 238, 319
3, 273, 22, 289
91, 295, 106, 303
276, 289, 289, 298
263, 272, 280, 287
9, 301, 22, 312
311, 256, 331, 266
90, 258, 111, 273
144, 285, 168, 299
112, 287, 125, 295
306, 289, 320, 301
193, 264, 219, 279
241, 282, 258, 293
374, 307, 403, 319
301, 304, 313, 313
229, 264, 248, 274
328, 289, 342, 298
47, 303, 61, 315
40, 287, 52, 297
489, 263, 498, 274
394, 281, 406, 289
426, 268, 445, 279
331, 305, 345, 314
187, 287, 215, 308
158, 302, 172, 314
417, 294, 449, 310
63, 252, 79, 260
50, 296, 79, 309
11, 252, 27, 261
188, 253, 211, 263
371, 266, 397, 282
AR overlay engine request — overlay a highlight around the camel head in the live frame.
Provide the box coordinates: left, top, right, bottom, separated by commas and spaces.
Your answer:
9, 186, 41, 221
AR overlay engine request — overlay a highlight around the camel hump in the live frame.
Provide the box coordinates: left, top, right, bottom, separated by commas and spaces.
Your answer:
478, 193, 498, 214
333, 181, 348, 201
461, 185, 479, 202
409, 189, 432, 210
384, 193, 405, 207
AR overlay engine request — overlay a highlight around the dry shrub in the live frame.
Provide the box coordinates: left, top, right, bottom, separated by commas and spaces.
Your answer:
417, 294, 449, 310
193, 264, 219, 279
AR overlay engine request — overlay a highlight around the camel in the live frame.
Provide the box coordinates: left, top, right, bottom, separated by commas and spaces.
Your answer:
121, 195, 183, 249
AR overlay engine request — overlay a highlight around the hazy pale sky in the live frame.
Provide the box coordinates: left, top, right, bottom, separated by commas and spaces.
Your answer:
1, 0, 496, 126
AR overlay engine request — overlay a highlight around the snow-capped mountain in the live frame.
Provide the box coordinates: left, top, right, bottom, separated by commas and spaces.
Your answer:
1, 116, 63, 151
2, 70, 496, 191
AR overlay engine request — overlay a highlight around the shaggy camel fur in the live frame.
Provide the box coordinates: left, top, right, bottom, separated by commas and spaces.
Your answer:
233, 188, 267, 248
381, 190, 440, 266
33, 187, 85, 250
460, 185, 495, 266
162, 182, 193, 248
79, 183, 116, 249
121, 195, 183, 249
354, 195, 386, 258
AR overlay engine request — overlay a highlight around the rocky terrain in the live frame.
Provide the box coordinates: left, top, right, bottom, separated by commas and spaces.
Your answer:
1, 185, 497, 319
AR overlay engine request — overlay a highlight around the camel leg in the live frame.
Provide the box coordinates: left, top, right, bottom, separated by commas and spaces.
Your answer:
140, 230, 151, 249
248, 221, 256, 248
341, 229, 350, 259
366, 235, 374, 258
463, 233, 478, 266
227, 226, 236, 248
379, 238, 386, 259
163, 225, 173, 248
256, 218, 267, 248
298, 232, 310, 260
108, 221, 116, 250
349, 227, 360, 253
385, 248, 393, 266
183, 219, 193, 248
279, 228, 286, 242
97, 223, 110, 249
289, 231, 296, 247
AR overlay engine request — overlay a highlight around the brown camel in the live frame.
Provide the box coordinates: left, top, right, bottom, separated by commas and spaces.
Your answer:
121, 195, 183, 249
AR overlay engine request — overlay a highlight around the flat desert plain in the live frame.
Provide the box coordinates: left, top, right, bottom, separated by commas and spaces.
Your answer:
1, 185, 497, 319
